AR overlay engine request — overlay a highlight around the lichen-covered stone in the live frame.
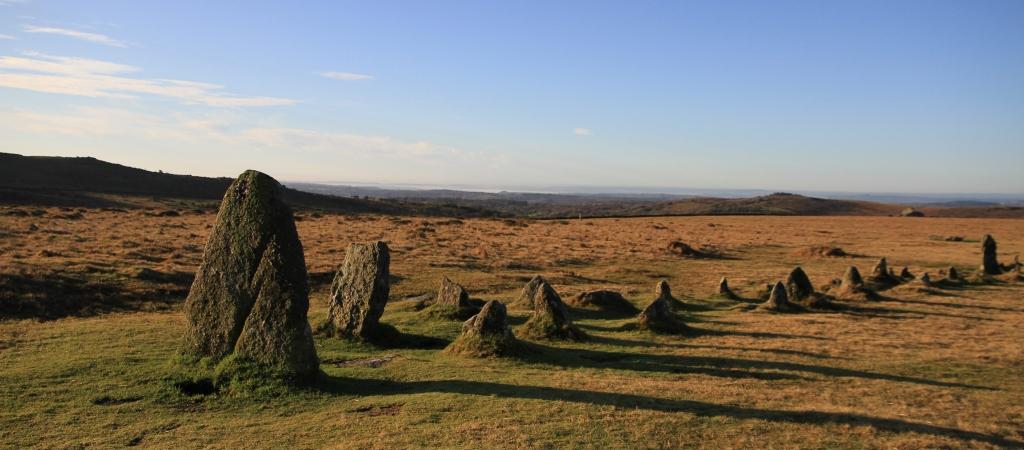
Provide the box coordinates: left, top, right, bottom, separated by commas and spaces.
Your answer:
180, 170, 317, 381
445, 300, 517, 357
325, 241, 390, 340
516, 275, 545, 306
520, 280, 586, 340
428, 276, 478, 319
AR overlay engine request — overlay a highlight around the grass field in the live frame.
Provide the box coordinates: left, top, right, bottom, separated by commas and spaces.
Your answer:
2, 207, 1023, 448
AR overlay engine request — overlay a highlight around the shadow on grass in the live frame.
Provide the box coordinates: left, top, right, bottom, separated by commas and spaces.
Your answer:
693, 328, 835, 341
0, 272, 185, 320
589, 335, 844, 360
317, 376, 1019, 447
834, 302, 996, 322
510, 342, 995, 391
881, 297, 1024, 314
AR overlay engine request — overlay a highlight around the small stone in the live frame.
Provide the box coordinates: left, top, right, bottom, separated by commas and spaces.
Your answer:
869, 257, 900, 286
758, 281, 801, 312
947, 266, 961, 282
716, 277, 740, 300
519, 279, 585, 341
445, 300, 518, 357
834, 266, 877, 300
899, 267, 913, 279
427, 276, 478, 320
637, 284, 690, 333
516, 275, 545, 306
919, 272, 934, 287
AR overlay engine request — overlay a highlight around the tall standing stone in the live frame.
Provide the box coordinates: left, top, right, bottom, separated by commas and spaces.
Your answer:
982, 234, 1001, 275
325, 241, 390, 339
180, 170, 318, 380
520, 279, 586, 340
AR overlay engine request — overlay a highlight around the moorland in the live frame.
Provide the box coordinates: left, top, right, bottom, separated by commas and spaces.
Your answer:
1, 200, 1022, 448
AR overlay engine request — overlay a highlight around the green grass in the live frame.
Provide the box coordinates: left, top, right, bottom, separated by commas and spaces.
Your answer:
3, 285, 1023, 448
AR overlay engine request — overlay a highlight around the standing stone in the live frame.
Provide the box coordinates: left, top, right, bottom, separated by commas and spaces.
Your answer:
325, 241, 390, 340
869, 257, 900, 285
520, 279, 586, 341
428, 276, 477, 319
946, 266, 961, 282
180, 170, 317, 380
716, 277, 740, 300
516, 275, 545, 306
982, 235, 1001, 275
919, 272, 934, 287
638, 285, 690, 333
835, 266, 876, 300
899, 267, 913, 279
785, 267, 815, 303
445, 300, 517, 357
758, 281, 800, 312
654, 280, 685, 309
655, 280, 672, 299
842, 266, 864, 288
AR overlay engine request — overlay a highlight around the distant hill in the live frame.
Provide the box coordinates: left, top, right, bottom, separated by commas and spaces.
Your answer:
0, 153, 494, 216
2, 153, 1020, 219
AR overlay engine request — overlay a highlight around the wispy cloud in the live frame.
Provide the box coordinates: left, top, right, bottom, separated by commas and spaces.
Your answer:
0, 52, 297, 107
0, 106, 505, 167
0, 34, 16, 40
573, 127, 592, 136
320, 71, 373, 81
23, 25, 127, 48
0, 0, 30, 6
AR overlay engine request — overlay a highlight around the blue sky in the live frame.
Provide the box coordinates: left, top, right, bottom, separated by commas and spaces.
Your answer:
1, 0, 1022, 193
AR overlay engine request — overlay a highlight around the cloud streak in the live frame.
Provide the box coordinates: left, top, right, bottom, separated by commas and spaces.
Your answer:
0, 34, 16, 40
0, 106, 504, 166
0, 52, 297, 107
23, 25, 127, 47
573, 127, 592, 136
320, 71, 373, 81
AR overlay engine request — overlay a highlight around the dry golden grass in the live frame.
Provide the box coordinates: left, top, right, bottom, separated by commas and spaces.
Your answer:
1, 206, 1023, 448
